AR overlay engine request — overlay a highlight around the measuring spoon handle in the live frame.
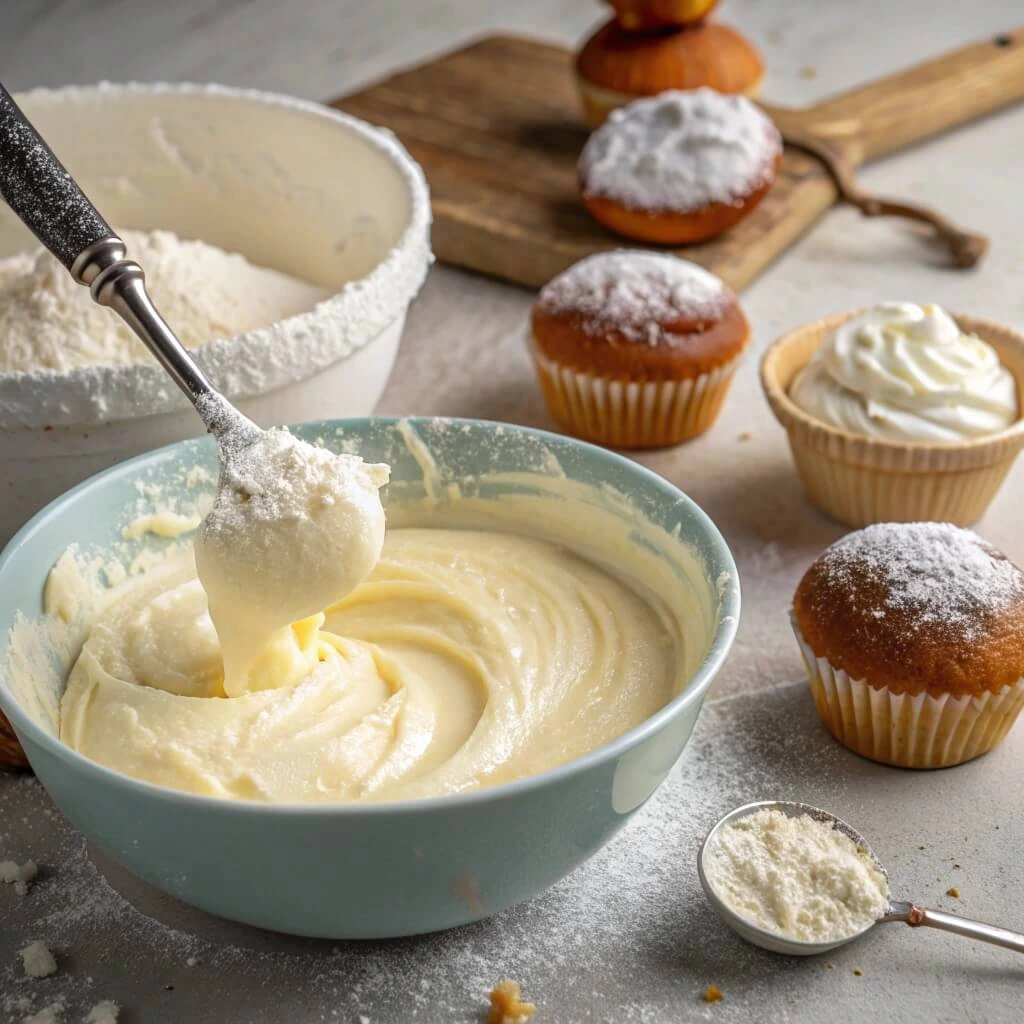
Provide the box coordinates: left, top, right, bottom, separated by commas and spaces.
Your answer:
890, 900, 1024, 955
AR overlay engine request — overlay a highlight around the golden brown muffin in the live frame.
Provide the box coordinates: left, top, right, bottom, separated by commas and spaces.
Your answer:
578, 88, 781, 246
529, 250, 749, 448
793, 522, 1024, 768
608, 0, 720, 30
576, 18, 764, 127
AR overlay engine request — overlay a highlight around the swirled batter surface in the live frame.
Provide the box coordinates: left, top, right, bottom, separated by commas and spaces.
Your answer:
60, 529, 678, 802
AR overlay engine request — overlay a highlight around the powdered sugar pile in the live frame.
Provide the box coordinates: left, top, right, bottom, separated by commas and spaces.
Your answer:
818, 522, 1024, 642
535, 251, 730, 344
579, 88, 781, 213
0, 229, 327, 374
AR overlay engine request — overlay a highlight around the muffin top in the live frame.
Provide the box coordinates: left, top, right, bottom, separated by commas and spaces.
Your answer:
578, 89, 781, 215
531, 250, 748, 377
793, 522, 1024, 697
576, 20, 760, 97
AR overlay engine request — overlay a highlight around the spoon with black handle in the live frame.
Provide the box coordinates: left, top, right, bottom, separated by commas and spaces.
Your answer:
0, 83, 261, 451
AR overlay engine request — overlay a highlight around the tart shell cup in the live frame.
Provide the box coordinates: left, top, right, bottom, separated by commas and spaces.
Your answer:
761, 312, 1024, 527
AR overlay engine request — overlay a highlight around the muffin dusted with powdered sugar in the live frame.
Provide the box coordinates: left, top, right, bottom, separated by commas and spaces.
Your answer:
793, 521, 1024, 769
578, 88, 781, 244
529, 250, 749, 448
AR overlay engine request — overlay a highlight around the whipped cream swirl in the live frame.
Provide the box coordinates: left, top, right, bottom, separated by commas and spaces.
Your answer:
790, 302, 1018, 443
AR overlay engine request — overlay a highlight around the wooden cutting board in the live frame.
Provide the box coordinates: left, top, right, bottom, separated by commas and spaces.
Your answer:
333, 29, 1024, 291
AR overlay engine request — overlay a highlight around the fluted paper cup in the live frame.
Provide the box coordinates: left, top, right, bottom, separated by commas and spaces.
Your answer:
761, 312, 1024, 527
793, 620, 1024, 769
532, 342, 741, 449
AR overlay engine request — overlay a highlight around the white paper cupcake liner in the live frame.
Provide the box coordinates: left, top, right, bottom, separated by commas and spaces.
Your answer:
793, 621, 1024, 769
531, 344, 741, 449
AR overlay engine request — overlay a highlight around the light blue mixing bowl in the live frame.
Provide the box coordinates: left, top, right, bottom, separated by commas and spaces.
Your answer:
0, 417, 739, 938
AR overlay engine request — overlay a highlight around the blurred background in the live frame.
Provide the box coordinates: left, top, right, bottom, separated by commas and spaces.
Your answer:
4, 0, 1022, 108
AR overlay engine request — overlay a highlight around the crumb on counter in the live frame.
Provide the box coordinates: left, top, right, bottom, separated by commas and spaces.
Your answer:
947, 887, 961, 898
487, 980, 535, 1024
703, 984, 724, 1003
800, 66, 817, 78
20, 940, 57, 978
85, 1000, 120, 1024
737, 432, 753, 442
0, 858, 38, 895
853, 968, 863, 977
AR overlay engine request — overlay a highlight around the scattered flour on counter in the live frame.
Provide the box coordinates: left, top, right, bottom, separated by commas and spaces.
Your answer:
20, 940, 58, 978
0, 683, 860, 1022
23, 1001, 64, 1024
0, 229, 328, 374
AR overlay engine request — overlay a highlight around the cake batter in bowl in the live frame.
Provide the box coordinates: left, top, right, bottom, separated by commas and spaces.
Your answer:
0, 418, 739, 938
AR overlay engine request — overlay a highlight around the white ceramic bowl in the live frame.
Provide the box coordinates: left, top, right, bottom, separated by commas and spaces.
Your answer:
0, 83, 431, 543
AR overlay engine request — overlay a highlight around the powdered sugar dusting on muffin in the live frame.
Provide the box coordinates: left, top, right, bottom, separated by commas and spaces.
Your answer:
579, 88, 781, 213
818, 522, 1024, 643
535, 251, 730, 345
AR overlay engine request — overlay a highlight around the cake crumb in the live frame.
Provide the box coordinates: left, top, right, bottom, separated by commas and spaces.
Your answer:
20, 940, 58, 978
1, 858, 38, 893
947, 887, 961, 898
703, 984, 724, 1003
737, 432, 753, 442
853, 968, 863, 977
800, 65, 817, 78
85, 1000, 119, 1024
487, 980, 535, 1024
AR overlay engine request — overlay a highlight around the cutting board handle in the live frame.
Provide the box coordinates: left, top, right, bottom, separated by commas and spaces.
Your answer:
799, 27, 1024, 164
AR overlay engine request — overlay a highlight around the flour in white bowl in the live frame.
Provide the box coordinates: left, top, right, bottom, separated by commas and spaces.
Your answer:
703, 807, 890, 943
0, 228, 328, 373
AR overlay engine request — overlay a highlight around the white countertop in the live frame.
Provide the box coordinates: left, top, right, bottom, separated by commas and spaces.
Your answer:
2, 1, 1024, 1021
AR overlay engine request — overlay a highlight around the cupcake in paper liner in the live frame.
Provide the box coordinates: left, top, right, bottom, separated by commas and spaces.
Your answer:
529, 250, 749, 450
761, 303, 1024, 527
791, 522, 1024, 769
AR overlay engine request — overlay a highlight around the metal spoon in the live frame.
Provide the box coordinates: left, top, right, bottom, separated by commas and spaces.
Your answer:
698, 800, 1024, 958
0, 83, 261, 457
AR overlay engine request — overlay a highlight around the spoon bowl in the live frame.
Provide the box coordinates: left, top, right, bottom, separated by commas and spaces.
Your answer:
699, 799, 1024, 958
697, 799, 886, 956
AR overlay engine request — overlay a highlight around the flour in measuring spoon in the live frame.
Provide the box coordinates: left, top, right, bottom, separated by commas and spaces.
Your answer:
703, 808, 890, 943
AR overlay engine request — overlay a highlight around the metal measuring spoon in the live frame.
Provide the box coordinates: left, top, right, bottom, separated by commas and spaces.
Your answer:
698, 800, 1024, 957
0, 84, 262, 457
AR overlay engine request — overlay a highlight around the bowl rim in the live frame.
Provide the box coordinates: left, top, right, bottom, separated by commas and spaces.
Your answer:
0, 82, 432, 430
0, 415, 740, 817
